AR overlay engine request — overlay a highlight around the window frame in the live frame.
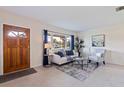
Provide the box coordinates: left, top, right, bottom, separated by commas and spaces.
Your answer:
48, 32, 71, 50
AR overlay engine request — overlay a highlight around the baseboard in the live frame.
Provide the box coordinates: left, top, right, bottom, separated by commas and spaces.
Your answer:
31, 64, 42, 68
107, 63, 124, 68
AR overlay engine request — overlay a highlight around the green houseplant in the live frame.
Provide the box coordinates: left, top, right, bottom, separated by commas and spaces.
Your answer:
75, 37, 85, 57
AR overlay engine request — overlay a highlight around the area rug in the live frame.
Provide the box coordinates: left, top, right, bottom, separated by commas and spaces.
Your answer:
56, 63, 98, 81
0, 68, 37, 83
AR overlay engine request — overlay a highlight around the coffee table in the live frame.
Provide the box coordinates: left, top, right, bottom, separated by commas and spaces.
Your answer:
73, 57, 88, 70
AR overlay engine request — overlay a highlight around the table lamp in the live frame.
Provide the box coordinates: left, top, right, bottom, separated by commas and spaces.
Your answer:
44, 43, 52, 55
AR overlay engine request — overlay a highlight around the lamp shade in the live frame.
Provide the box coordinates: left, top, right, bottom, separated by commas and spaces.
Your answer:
44, 43, 52, 49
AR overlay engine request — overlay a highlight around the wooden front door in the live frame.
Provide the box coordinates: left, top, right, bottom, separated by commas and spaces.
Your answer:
3, 24, 30, 73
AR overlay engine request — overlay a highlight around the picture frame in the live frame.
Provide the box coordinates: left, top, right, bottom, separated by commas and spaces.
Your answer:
92, 34, 105, 47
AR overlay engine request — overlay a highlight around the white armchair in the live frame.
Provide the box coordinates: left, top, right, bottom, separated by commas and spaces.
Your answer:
88, 48, 106, 66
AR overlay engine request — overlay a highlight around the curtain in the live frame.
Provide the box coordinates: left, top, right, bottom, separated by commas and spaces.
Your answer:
44, 29, 48, 55
43, 29, 48, 66
71, 35, 74, 50
44, 29, 48, 43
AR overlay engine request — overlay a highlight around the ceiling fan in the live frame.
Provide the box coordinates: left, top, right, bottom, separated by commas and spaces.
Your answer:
116, 6, 124, 12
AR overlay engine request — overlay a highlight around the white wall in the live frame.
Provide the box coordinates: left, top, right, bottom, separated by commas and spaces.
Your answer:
0, 9, 76, 75
78, 24, 124, 65
0, 19, 3, 75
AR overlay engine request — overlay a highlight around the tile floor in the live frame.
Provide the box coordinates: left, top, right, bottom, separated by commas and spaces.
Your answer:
0, 64, 124, 87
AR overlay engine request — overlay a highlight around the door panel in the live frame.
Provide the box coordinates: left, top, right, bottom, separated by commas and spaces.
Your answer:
3, 24, 30, 73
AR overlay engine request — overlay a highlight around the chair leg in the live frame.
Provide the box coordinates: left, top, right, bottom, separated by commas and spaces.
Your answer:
96, 62, 99, 67
88, 60, 91, 63
103, 61, 105, 65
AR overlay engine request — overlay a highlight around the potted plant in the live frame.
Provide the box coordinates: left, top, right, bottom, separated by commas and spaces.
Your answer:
75, 37, 85, 57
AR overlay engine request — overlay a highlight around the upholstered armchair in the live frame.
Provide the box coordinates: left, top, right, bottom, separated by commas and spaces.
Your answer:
88, 48, 106, 66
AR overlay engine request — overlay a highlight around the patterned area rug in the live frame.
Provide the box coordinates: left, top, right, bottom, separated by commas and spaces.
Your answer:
56, 63, 98, 81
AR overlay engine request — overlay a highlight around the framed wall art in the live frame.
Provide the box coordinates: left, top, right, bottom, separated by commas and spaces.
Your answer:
92, 34, 105, 47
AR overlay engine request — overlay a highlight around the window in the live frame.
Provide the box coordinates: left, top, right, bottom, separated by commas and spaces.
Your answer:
19, 32, 26, 38
47, 32, 71, 49
53, 35, 65, 48
66, 36, 71, 49
8, 31, 18, 37
48, 34, 52, 43
8, 31, 27, 38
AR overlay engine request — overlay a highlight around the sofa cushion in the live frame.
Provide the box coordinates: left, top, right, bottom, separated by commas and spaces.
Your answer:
55, 51, 65, 57
66, 50, 74, 56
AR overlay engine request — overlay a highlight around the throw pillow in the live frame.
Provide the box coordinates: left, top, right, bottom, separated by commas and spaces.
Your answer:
66, 50, 74, 56
55, 51, 65, 57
